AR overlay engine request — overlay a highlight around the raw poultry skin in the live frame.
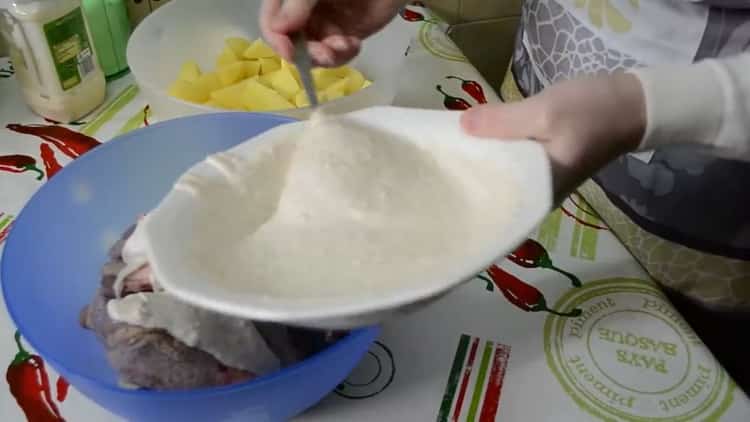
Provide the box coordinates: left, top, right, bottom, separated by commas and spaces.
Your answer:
80, 224, 340, 390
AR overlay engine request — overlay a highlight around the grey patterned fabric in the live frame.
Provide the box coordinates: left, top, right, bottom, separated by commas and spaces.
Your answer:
511, 0, 750, 260
695, 7, 750, 58
521, 0, 640, 82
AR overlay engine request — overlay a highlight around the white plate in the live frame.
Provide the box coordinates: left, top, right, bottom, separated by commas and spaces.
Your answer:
126, 0, 410, 120
143, 106, 552, 328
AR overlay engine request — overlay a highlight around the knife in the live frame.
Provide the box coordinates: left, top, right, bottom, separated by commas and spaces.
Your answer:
290, 32, 319, 108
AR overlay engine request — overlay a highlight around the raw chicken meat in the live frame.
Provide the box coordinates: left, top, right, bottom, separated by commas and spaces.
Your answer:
80, 223, 340, 390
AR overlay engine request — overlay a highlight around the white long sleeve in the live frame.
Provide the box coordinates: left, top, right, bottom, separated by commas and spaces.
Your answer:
632, 53, 750, 157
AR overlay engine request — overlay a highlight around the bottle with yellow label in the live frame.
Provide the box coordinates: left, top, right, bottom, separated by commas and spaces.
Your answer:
0, 0, 105, 122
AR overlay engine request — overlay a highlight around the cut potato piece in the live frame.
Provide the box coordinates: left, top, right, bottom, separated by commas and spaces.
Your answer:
317, 77, 349, 102
225, 37, 251, 57
294, 90, 310, 107
169, 37, 369, 111
210, 80, 248, 110
332, 66, 356, 77
316, 91, 327, 103
266, 67, 300, 100
217, 62, 246, 87
194, 72, 222, 95
281, 60, 302, 85
243, 60, 261, 78
344, 68, 365, 93
243, 39, 276, 59
168, 80, 208, 103
325, 78, 349, 95
257, 73, 274, 88
178, 61, 201, 82
323, 85, 346, 102
312, 68, 341, 90
259, 57, 281, 75
216, 46, 240, 67
242, 79, 295, 111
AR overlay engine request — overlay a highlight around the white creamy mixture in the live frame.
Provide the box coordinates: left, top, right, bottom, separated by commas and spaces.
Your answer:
107, 222, 280, 373
112, 221, 152, 298
175, 115, 518, 298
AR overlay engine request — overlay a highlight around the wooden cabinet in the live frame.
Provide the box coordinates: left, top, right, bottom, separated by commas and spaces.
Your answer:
124, 0, 173, 28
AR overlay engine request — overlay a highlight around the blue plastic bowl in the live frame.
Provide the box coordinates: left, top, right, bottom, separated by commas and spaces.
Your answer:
1, 113, 379, 422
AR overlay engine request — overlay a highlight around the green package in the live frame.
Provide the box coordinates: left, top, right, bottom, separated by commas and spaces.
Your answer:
43, 7, 96, 91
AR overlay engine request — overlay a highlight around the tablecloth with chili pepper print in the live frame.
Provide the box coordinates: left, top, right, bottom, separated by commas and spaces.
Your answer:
1, 3, 750, 422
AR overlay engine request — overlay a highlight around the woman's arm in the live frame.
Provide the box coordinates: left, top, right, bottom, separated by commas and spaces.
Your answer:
460, 53, 750, 201
634, 53, 750, 156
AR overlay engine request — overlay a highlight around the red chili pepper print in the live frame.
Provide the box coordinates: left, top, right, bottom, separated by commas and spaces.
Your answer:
39, 144, 63, 180
569, 193, 599, 219
6, 124, 101, 159
436, 85, 472, 110
480, 274, 494, 291
446, 76, 487, 104
0, 154, 44, 180
43, 118, 86, 126
55, 377, 69, 403
399, 5, 437, 23
560, 205, 609, 230
508, 239, 582, 287
6, 331, 66, 422
399, 7, 425, 22
560, 194, 609, 230
142, 105, 151, 127
480, 265, 581, 317
0, 212, 13, 245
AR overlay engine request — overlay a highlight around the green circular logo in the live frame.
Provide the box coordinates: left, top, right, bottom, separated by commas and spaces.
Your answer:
418, 22, 467, 62
545, 278, 734, 421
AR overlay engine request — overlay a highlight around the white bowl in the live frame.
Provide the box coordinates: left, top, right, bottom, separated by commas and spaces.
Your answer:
126, 0, 411, 120
142, 106, 553, 329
